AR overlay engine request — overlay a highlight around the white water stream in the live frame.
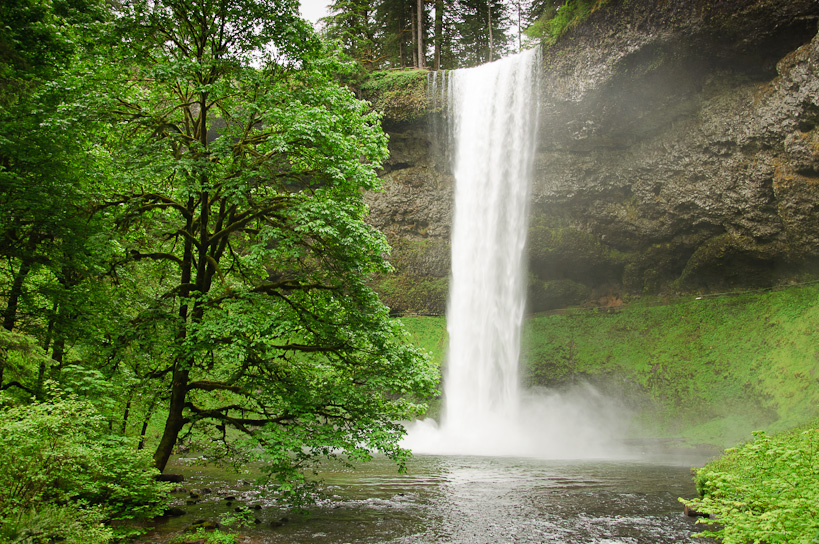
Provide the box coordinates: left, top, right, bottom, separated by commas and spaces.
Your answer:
406, 50, 628, 458
442, 48, 538, 450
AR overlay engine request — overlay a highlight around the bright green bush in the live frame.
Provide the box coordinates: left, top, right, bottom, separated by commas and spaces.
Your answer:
0, 396, 170, 543
170, 527, 238, 544
682, 422, 819, 544
0, 503, 113, 544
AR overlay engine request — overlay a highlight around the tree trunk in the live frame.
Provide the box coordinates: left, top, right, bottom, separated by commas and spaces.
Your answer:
363, 6, 375, 70
417, 0, 425, 68
411, 3, 418, 67
138, 395, 159, 450
153, 91, 214, 473
3, 258, 33, 332
434, 0, 443, 70
516, 0, 522, 52
152, 195, 195, 471
36, 303, 59, 394
122, 392, 133, 434
487, 0, 494, 62
152, 366, 189, 471
1, 256, 34, 388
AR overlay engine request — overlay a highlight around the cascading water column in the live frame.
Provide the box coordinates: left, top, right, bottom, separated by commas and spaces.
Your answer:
405, 49, 628, 459
439, 48, 540, 454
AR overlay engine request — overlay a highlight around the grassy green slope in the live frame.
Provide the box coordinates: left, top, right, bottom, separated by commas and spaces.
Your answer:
400, 284, 819, 448
400, 315, 449, 369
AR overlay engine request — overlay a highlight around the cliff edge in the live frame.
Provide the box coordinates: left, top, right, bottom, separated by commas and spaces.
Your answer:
366, 0, 819, 313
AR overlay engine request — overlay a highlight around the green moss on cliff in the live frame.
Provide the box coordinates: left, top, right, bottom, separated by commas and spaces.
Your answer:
526, 284, 819, 445
525, 0, 608, 45
375, 274, 448, 316
360, 70, 429, 124
372, 236, 449, 315
398, 283, 819, 447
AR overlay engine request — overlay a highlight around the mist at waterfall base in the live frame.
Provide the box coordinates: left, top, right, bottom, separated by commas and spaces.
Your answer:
403, 49, 631, 460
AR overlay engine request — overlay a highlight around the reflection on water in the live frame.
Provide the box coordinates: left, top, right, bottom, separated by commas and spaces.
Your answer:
138, 452, 716, 544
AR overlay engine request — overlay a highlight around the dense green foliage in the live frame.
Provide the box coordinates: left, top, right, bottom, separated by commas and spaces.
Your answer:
399, 284, 819, 446
0, 396, 169, 543
682, 422, 819, 543
0, 0, 439, 533
321, 0, 549, 70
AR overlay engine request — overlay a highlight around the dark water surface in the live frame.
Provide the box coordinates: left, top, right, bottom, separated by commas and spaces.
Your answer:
139, 452, 716, 544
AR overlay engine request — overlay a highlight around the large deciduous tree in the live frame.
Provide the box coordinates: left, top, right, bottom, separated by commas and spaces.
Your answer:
108, 0, 437, 488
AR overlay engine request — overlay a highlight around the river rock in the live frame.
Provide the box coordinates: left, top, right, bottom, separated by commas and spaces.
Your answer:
162, 506, 187, 517
684, 503, 710, 518
156, 473, 185, 483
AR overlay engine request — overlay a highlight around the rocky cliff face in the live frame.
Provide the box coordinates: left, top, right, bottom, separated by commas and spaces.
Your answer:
366, 0, 819, 314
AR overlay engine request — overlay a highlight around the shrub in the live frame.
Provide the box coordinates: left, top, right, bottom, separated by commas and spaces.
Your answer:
682, 422, 819, 544
171, 527, 238, 544
0, 395, 170, 543
0, 503, 112, 544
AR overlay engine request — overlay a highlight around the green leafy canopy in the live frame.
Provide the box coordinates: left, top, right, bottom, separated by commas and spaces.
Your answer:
101, 0, 438, 498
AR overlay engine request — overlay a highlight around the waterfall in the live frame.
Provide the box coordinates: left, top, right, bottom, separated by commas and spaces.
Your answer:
405, 49, 540, 455
405, 48, 627, 459
443, 48, 539, 446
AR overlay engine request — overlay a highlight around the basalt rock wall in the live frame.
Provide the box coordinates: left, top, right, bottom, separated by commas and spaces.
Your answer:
365, 0, 819, 314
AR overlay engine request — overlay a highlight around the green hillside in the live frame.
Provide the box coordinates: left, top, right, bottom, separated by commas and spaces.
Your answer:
400, 283, 819, 447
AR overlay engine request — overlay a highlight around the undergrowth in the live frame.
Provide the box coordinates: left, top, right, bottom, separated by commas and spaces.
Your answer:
359, 70, 428, 123
682, 421, 819, 544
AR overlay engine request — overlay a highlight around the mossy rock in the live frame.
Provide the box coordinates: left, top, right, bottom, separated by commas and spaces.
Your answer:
527, 217, 626, 287
388, 237, 450, 278
373, 274, 448, 316
529, 278, 590, 312
675, 233, 786, 290
360, 70, 429, 124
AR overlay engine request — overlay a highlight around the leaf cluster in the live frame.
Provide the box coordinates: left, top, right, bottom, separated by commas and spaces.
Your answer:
682, 422, 819, 544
